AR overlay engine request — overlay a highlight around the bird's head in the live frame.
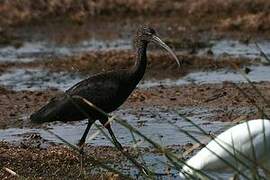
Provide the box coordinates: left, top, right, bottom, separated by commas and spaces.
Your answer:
136, 26, 181, 66
137, 26, 157, 42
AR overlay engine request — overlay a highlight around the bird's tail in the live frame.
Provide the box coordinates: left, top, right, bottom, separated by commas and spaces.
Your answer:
30, 95, 88, 123
30, 96, 68, 123
30, 102, 60, 123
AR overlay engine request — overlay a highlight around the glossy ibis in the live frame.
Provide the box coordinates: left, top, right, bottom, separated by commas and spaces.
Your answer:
30, 26, 180, 149
180, 119, 270, 179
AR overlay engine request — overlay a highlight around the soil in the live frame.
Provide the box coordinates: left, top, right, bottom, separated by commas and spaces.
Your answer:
0, 138, 191, 179
0, 141, 135, 179
0, 81, 268, 129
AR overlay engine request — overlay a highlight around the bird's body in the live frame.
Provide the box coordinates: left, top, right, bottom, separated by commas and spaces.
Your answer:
180, 119, 270, 179
30, 39, 150, 124
30, 26, 180, 148
30, 69, 139, 123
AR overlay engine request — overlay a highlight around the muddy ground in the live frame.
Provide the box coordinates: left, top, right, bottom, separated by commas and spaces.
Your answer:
0, 140, 190, 179
0, 81, 268, 129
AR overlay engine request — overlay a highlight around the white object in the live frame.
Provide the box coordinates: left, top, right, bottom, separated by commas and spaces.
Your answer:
180, 119, 270, 179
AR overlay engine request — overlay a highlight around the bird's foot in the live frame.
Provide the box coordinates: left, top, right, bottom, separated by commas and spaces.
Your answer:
79, 148, 85, 155
78, 151, 86, 177
77, 139, 85, 147
77, 141, 85, 155
116, 142, 124, 151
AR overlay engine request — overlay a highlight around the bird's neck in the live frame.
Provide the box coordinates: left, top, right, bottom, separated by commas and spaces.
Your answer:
130, 40, 148, 84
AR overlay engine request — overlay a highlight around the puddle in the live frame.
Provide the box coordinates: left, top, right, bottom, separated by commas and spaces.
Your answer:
1, 65, 269, 91
140, 65, 270, 88
204, 40, 270, 59
0, 68, 83, 91
1, 34, 270, 62
0, 39, 131, 62
0, 107, 245, 147
111, 152, 232, 179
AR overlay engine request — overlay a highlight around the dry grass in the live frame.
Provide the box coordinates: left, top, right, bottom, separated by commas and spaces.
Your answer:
0, 142, 128, 179
1, 0, 270, 33
0, 0, 181, 26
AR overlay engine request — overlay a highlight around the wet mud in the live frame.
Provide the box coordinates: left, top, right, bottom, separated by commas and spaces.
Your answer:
0, 81, 267, 129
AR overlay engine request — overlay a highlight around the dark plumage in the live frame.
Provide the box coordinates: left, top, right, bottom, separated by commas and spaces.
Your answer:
30, 26, 180, 148
31, 70, 138, 122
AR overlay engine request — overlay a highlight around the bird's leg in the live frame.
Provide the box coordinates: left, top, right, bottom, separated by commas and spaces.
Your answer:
107, 124, 150, 175
101, 119, 150, 176
101, 120, 123, 150
107, 126, 124, 150
78, 119, 93, 153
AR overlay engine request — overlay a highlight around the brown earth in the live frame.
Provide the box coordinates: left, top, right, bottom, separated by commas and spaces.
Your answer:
0, 141, 185, 179
0, 141, 134, 179
0, 81, 269, 129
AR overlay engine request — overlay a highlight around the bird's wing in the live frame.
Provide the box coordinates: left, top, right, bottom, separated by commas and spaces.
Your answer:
65, 72, 123, 108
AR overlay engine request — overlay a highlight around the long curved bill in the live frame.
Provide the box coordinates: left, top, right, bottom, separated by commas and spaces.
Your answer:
151, 35, 181, 67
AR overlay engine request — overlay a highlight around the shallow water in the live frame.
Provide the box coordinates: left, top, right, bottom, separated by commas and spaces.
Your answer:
1, 35, 270, 62
202, 40, 270, 59
0, 39, 132, 62
0, 107, 230, 146
141, 65, 270, 88
0, 105, 256, 148
0, 65, 269, 91
0, 68, 83, 91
